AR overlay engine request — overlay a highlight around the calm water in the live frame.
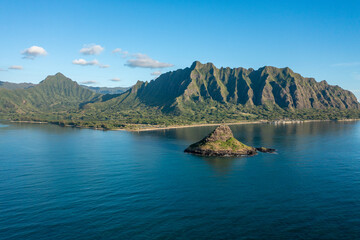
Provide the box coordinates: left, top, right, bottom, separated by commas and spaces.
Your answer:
0, 121, 360, 240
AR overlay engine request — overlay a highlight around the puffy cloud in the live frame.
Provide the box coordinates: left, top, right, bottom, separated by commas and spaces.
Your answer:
112, 48, 129, 58
72, 59, 109, 69
110, 78, 121, 82
80, 44, 104, 55
125, 54, 173, 68
72, 59, 99, 66
22, 46, 47, 59
8, 65, 23, 70
81, 80, 97, 85
151, 71, 162, 76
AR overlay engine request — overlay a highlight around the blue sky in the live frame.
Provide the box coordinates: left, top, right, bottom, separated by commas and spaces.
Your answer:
1, 0, 360, 98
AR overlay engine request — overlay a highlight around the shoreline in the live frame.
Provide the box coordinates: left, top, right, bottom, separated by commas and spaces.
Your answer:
123, 121, 267, 132
121, 119, 360, 132
5, 119, 360, 132
10, 120, 48, 124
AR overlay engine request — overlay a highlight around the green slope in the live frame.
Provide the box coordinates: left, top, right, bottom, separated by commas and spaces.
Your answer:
0, 81, 35, 90
1, 63, 359, 128
85, 61, 359, 115
81, 85, 130, 94
0, 73, 100, 115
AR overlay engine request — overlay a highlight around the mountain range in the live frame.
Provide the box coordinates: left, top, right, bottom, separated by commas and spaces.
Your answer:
0, 81, 35, 90
90, 61, 359, 112
81, 86, 130, 95
0, 79, 128, 94
0, 61, 359, 128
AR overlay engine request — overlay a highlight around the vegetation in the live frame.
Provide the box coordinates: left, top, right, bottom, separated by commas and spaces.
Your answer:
81, 85, 130, 94
0, 62, 360, 130
212, 137, 252, 151
184, 125, 257, 156
0, 81, 35, 90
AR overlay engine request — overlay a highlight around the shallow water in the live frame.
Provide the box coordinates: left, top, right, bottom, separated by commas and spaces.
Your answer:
0, 121, 360, 239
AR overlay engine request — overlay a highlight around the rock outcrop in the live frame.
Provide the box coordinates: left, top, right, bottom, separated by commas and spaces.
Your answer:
184, 125, 257, 156
256, 147, 276, 153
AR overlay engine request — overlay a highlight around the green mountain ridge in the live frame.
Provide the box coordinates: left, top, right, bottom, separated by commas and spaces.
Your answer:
1, 62, 359, 128
0, 78, 128, 94
85, 61, 359, 114
0, 73, 99, 114
0, 81, 35, 90
81, 85, 130, 95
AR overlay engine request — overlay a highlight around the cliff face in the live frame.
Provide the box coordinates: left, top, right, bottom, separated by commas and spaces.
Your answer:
116, 61, 359, 113
184, 125, 257, 156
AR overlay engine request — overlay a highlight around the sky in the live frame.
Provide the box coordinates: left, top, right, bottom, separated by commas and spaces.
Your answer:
1, 0, 360, 98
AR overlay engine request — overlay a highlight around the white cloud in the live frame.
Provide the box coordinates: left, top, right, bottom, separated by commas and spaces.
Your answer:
99, 64, 110, 68
0, 68, 6, 71
22, 46, 47, 59
72, 59, 109, 69
72, 59, 99, 66
110, 78, 121, 82
80, 44, 104, 55
112, 48, 122, 53
112, 48, 129, 58
8, 65, 23, 70
81, 80, 97, 85
125, 54, 173, 68
151, 71, 162, 76
332, 62, 360, 67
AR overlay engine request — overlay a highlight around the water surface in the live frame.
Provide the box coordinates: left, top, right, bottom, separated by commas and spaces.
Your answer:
0, 121, 360, 239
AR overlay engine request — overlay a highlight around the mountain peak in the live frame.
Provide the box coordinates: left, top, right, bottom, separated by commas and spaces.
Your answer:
37, 73, 83, 92
190, 61, 215, 70
206, 125, 234, 142
55, 72, 66, 77
130, 80, 146, 93
191, 61, 202, 69
41, 72, 67, 81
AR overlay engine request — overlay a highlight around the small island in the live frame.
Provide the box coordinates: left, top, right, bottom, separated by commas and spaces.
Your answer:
184, 125, 275, 157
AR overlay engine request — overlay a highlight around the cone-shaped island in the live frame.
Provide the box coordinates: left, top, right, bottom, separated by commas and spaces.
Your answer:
184, 125, 275, 157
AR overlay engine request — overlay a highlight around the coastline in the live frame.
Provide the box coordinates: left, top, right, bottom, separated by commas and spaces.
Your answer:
5, 118, 360, 132
121, 119, 360, 132
10, 120, 48, 124
123, 121, 267, 132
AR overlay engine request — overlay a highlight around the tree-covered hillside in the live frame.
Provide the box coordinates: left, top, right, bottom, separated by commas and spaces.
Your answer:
1, 62, 359, 129
0, 73, 100, 114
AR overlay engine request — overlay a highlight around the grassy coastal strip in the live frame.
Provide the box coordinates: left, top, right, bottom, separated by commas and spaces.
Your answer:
6, 118, 360, 132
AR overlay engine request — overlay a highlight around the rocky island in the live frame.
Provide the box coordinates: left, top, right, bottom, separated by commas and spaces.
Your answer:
184, 125, 275, 157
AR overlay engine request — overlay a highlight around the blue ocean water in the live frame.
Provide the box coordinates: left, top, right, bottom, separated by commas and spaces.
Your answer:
0, 121, 360, 240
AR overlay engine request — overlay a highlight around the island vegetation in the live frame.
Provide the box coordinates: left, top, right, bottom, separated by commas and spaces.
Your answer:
184, 125, 274, 156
